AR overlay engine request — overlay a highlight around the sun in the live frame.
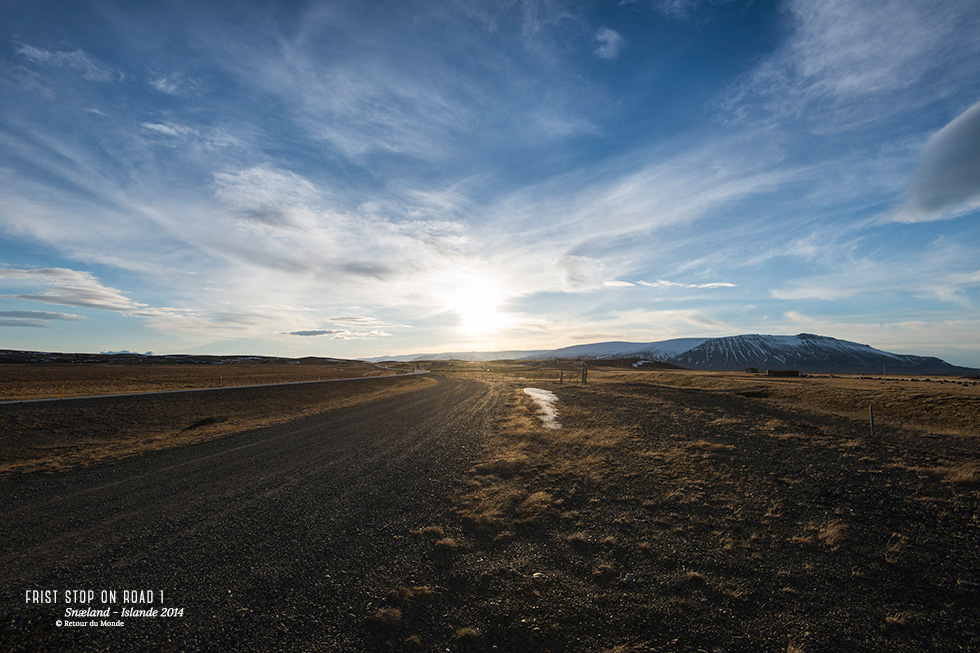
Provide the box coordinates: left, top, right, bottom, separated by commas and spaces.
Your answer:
449, 276, 512, 337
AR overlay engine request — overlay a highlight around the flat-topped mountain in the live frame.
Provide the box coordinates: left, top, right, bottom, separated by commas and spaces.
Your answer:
371, 334, 977, 374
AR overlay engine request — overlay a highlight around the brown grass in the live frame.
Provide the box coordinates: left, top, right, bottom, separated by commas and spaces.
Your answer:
454, 626, 481, 640
610, 369, 980, 437
391, 363, 978, 650
817, 521, 849, 549
435, 537, 459, 551
0, 374, 434, 476
370, 607, 404, 627
938, 462, 980, 484
0, 361, 393, 401
414, 526, 445, 538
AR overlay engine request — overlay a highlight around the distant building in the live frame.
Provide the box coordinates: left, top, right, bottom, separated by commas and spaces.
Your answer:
767, 370, 800, 377
745, 367, 759, 373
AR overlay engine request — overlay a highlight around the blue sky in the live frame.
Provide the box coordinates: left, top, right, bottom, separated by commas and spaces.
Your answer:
2, 0, 980, 365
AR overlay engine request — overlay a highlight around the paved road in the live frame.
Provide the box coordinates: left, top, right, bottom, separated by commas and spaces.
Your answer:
0, 375, 498, 651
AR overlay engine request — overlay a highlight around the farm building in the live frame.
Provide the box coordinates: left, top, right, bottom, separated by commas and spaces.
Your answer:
767, 370, 800, 377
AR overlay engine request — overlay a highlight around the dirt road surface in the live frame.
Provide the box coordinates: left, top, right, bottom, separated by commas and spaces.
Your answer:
1, 376, 499, 651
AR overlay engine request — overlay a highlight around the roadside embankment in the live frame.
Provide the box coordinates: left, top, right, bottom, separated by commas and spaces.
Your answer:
0, 373, 434, 476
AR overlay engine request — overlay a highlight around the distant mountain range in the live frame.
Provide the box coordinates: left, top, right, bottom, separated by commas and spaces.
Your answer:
0, 350, 351, 365
369, 333, 978, 375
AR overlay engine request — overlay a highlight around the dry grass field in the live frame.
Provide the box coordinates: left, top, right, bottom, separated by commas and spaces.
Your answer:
3, 359, 978, 650
363, 363, 980, 652
0, 361, 391, 401
0, 370, 433, 476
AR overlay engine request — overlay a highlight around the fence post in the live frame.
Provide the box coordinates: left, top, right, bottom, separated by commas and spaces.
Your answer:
870, 405, 875, 437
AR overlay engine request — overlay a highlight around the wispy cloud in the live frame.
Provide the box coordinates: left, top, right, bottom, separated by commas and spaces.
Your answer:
0, 267, 145, 312
0, 267, 281, 342
15, 44, 123, 82
148, 72, 191, 95
603, 278, 736, 289
647, 0, 735, 20
594, 27, 625, 60
769, 242, 980, 306
284, 328, 392, 340
327, 315, 411, 328
141, 122, 198, 138
0, 309, 84, 327
638, 279, 736, 289
554, 307, 727, 343
725, 0, 980, 129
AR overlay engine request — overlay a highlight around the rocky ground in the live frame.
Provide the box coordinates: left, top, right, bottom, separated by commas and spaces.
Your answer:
2, 366, 978, 651
366, 372, 980, 652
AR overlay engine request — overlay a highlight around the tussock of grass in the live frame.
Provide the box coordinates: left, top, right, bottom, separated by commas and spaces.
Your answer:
455, 626, 481, 640
370, 607, 403, 627
885, 532, 909, 564
568, 532, 590, 547
709, 416, 741, 425
592, 564, 616, 582
414, 525, 445, 538
817, 521, 848, 549
459, 483, 531, 526
516, 491, 554, 519
391, 586, 440, 603
435, 537, 459, 551
902, 461, 980, 485
938, 462, 980, 485
472, 444, 530, 477
688, 439, 735, 452
885, 613, 911, 628
684, 570, 706, 585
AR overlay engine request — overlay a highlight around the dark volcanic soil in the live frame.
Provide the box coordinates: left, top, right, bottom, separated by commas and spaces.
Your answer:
0, 376, 499, 652
2, 372, 978, 652
428, 379, 980, 652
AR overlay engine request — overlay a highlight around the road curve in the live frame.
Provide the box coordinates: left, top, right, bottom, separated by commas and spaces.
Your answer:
0, 375, 499, 651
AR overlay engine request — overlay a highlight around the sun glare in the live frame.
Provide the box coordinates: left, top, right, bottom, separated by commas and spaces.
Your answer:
449, 276, 511, 337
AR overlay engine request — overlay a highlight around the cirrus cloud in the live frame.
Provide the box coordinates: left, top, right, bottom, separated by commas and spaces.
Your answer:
594, 27, 625, 60
16, 44, 123, 82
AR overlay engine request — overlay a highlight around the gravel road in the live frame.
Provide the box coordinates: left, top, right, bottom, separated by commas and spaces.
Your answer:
1, 375, 499, 651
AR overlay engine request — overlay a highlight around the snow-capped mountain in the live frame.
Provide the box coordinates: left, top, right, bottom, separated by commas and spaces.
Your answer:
528, 338, 708, 362
534, 333, 971, 374
368, 349, 551, 363
369, 334, 975, 374
664, 333, 965, 373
